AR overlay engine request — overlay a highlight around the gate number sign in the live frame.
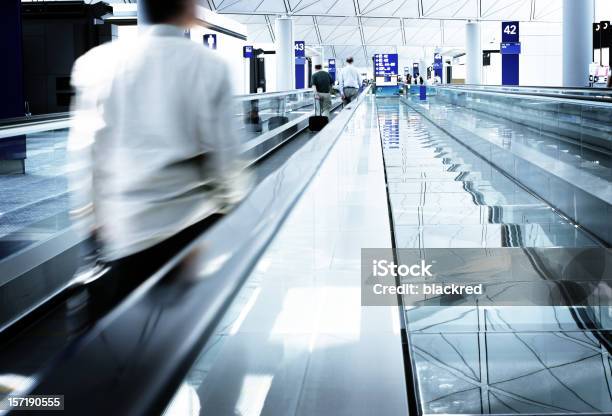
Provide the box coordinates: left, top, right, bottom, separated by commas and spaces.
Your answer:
501, 21, 519, 43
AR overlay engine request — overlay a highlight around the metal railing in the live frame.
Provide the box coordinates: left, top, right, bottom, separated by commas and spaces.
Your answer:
441, 84, 612, 103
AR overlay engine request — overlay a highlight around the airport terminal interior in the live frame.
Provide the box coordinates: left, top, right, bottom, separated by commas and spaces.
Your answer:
0, 0, 612, 415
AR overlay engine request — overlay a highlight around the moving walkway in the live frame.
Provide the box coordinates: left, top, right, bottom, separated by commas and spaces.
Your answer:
0, 89, 341, 332
0, 87, 376, 415
389, 87, 612, 415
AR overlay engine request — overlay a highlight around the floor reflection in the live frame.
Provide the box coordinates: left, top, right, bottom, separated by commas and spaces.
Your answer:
379, 99, 612, 414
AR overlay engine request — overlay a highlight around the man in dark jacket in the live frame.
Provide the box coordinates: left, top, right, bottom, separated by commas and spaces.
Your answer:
311, 64, 334, 117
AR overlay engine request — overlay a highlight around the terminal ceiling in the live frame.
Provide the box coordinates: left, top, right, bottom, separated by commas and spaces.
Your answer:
215, 0, 565, 66
28, 0, 571, 65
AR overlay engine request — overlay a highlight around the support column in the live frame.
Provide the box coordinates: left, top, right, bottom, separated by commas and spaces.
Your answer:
137, 0, 151, 31
275, 16, 294, 91
465, 21, 482, 85
419, 58, 427, 80
562, 0, 594, 87
0, 0, 26, 174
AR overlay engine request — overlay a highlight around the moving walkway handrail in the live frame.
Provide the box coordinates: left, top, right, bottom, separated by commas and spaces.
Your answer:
12, 87, 370, 416
451, 84, 612, 94
235, 88, 312, 101
0, 90, 315, 140
440, 85, 612, 104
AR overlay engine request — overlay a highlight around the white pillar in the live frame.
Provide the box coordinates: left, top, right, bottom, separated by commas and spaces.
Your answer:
419, 59, 427, 79
465, 21, 482, 85
137, 0, 150, 31
562, 0, 594, 87
275, 16, 294, 91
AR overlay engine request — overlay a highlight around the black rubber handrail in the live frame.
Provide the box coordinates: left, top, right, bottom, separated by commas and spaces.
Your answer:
455, 84, 612, 93
440, 85, 612, 104
0, 112, 71, 127
10, 87, 370, 416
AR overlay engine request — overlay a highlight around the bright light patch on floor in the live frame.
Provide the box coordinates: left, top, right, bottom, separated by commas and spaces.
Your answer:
162, 382, 201, 416
390, 306, 401, 335
234, 374, 273, 416
270, 287, 361, 346
230, 287, 261, 335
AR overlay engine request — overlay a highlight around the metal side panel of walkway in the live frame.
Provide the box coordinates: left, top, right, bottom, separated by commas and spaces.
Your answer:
376, 97, 612, 416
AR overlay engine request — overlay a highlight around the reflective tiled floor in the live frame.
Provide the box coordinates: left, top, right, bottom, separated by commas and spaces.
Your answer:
377, 98, 612, 415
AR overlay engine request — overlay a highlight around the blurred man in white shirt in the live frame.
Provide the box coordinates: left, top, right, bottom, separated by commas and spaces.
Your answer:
68, 0, 249, 298
338, 57, 362, 104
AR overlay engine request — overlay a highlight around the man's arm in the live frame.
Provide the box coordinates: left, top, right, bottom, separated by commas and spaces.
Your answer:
199, 60, 251, 210
67, 56, 99, 242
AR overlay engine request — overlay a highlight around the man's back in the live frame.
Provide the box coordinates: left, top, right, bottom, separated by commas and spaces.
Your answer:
69, 25, 246, 260
311, 70, 332, 93
340, 65, 361, 89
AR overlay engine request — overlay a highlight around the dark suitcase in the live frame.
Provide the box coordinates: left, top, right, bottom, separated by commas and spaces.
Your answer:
308, 96, 329, 131
309, 115, 328, 131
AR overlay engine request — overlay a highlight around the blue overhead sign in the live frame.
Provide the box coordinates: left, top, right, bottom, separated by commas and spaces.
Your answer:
243, 45, 254, 58
412, 62, 419, 77
373, 54, 398, 76
433, 53, 443, 69
501, 21, 520, 86
294, 41, 305, 57
433, 52, 443, 79
203, 34, 217, 49
501, 42, 521, 54
501, 21, 519, 43
328, 58, 336, 82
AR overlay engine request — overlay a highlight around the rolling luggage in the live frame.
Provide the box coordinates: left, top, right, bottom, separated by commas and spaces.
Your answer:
308, 96, 328, 132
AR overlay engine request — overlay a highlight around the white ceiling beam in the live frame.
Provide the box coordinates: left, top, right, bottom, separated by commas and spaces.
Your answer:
264, 15, 275, 42
282, 0, 291, 13
312, 16, 323, 43
220, 11, 559, 22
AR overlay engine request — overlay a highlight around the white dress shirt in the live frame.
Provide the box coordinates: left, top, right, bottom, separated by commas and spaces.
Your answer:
338, 64, 362, 90
68, 24, 249, 261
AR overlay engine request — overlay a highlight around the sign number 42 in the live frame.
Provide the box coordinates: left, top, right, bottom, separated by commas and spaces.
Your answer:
504, 24, 517, 35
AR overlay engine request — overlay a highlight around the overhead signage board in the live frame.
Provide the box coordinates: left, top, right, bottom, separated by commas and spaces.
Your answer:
433, 53, 443, 69
433, 53, 443, 79
204, 33, 217, 49
328, 58, 337, 82
501, 42, 521, 54
501, 21, 519, 43
412, 62, 419, 77
294, 41, 305, 57
203, 34, 217, 49
243, 45, 253, 58
373, 54, 398, 76
501, 21, 520, 86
